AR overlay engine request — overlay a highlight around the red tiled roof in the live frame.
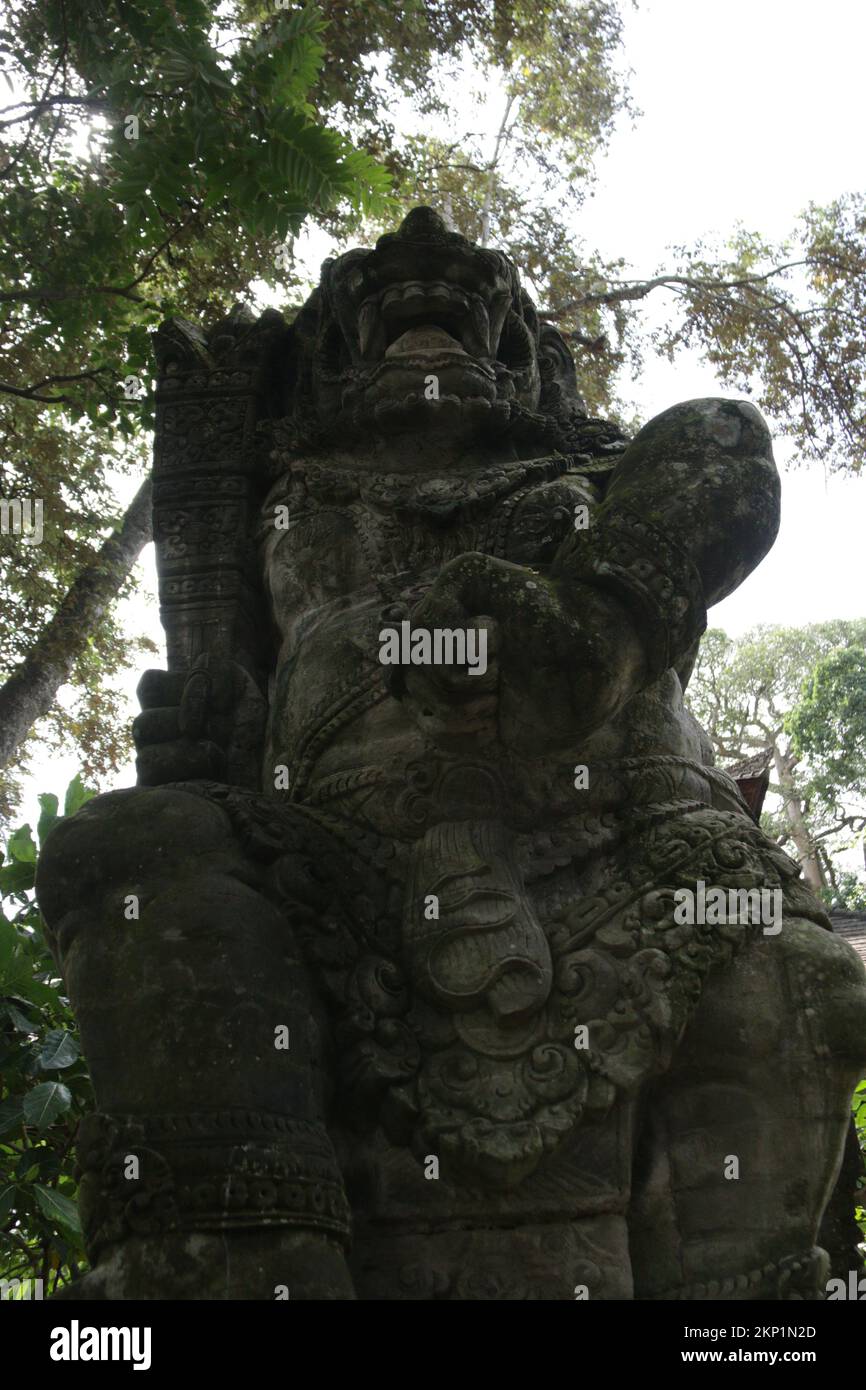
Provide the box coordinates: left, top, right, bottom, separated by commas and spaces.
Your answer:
830, 911, 866, 969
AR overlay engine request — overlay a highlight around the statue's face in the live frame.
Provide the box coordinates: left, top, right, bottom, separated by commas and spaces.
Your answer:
297, 207, 554, 441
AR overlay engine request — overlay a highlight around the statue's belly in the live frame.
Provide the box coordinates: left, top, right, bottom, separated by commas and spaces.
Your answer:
265, 595, 721, 838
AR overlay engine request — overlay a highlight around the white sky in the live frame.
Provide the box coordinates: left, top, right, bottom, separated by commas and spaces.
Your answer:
578, 0, 866, 637
16, 0, 866, 824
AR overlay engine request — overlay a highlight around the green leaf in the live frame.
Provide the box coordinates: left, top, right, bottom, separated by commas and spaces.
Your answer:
0, 859, 35, 894
0, 1097, 24, 1136
39, 1029, 80, 1070
7, 824, 37, 863
160, 55, 197, 85
22, 1081, 72, 1129
16, 1155, 39, 1182
14, 977, 57, 1007
0, 1184, 17, 1224
63, 773, 95, 819
0, 942, 36, 994
2, 1000, 36, 1032
34, 1184, 82, 1239
152, 173, 179, 212
37, 793, 60, 846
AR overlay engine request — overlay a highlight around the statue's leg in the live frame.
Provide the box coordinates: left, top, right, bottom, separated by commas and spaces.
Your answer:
628, 917, 866, 1300
36, 786, 355, 1300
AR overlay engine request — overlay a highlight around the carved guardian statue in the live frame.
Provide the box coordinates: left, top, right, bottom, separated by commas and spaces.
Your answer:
37, 207, 866, 1300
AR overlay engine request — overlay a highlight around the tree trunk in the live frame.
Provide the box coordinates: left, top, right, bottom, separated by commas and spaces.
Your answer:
0, 475, 153, 771
822, 846, 840, 897
479, 93, 515, 247
772, 744, 825, 892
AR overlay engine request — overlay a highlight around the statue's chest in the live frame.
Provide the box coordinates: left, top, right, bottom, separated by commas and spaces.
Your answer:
262, 459, 598, 627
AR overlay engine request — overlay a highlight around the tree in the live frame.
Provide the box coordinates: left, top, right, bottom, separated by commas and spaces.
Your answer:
0, 0, 394, 817
786, 643, 866, 900
687, 622, 866, 898
628, 200, 866, 477
348, 0, 636, 414
788, 644, 866, 810
0, 0, 630, 818
345, 17, 866, 472
0, 776, 96, 1296
0, 476, 152, 776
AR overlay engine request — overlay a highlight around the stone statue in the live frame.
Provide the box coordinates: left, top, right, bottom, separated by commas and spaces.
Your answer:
37, 207, 866, 1300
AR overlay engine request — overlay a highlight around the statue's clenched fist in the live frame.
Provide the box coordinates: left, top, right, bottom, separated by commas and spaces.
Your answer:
133, 654, 265, 788
395, 551, 645, 755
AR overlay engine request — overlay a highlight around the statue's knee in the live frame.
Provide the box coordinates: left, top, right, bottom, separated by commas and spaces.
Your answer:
783, 917, 866, 1072
36, 786, 236, 948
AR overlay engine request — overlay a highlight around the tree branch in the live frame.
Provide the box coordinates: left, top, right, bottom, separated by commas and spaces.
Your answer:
0, 93, 109, 130
540, 260, 816, 318
0, 369, 110, 404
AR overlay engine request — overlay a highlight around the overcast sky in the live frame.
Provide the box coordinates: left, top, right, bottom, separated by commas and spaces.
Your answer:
579, 0, 866, 637
17, 0, 866, 821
